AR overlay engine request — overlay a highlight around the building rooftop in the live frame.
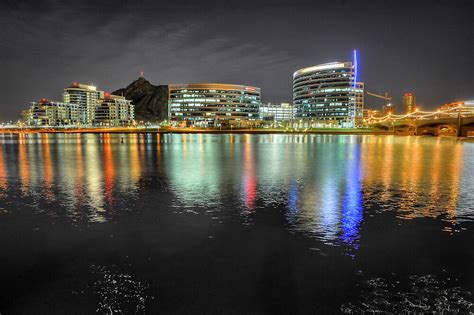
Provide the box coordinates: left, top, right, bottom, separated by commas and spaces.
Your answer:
293, 62, 352, 78
168, 83, 260, 92
67, 83, 97, 91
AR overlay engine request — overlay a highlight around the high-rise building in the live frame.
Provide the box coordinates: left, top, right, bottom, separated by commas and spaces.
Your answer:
63, 83, 104, 124
168, 83, 260, 126
402, 93, 416, 114
94, 93, 134, 126
293, 62, 364, 127
259, 103, 296, 121
27, 98, 82, 126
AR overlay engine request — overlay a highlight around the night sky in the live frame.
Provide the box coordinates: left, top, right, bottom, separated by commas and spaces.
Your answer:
0, 0, 472, 120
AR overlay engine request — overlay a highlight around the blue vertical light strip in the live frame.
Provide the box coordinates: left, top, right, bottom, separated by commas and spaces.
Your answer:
353, 49, 358, 85
340, 143, 363, 255
352, 49, 358, 126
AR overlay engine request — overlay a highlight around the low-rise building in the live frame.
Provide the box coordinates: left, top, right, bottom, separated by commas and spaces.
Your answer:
259, 103, 296, 121
27, 99, 82, 126
439, 100, 474, 115
94, 93, 134, 126
382, 103, 396, 115
363, 108, 382, 119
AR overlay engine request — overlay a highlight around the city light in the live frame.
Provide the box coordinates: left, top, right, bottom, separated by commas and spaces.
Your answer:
1, 52, 473, 135
1, 1, 473, 314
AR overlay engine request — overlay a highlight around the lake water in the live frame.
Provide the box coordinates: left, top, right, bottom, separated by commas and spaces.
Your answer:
0, 133, 473, 313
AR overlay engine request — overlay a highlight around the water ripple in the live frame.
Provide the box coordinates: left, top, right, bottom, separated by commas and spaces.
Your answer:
341, 274, 474, 314
90, 265, 151, 314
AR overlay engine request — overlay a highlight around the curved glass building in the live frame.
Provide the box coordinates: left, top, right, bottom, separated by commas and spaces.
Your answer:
293, 62, 364, 127
169, 83, 260, 126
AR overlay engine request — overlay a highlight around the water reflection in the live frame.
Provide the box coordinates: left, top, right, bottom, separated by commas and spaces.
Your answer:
280, 137, 364, 248
242, 139, 257, 212
18, 136, 30, 194
73, 138, 85, 212
0, 144, 7, 198
340, 144, 363, 250
41, 135, 54, 202
360, 137, 466, 232
164, 134, 226, 211
0, 134, 472, 249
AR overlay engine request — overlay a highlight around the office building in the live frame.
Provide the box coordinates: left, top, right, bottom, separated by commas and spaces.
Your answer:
402, 93, 416, 114
63, 83, 104, 124
95, 93, 134, 126
168, 83, 260, 126
293, 61, 364, 127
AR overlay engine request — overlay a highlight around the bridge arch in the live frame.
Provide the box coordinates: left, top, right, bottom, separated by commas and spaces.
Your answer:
416, 124, 457, 136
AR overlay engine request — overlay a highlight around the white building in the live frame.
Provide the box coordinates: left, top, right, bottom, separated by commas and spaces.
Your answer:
62, 83, 104, 125
259, 103, 296, 122
27, 99, 82, 126
95, 94, 134, 126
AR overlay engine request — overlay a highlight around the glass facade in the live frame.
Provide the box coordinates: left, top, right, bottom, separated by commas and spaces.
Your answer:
293, 62, 364, 127
169, 84, 260, 126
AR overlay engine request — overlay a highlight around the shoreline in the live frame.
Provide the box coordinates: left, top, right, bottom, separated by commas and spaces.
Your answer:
0, 128, 470, 140
0, 127, 394, 135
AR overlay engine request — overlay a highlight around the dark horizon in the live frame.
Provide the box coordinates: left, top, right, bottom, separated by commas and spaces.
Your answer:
0, 0, 472, 120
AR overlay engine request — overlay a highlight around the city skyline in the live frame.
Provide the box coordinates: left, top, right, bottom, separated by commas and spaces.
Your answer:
1, 0, 473, 120
2, 1, 474, 313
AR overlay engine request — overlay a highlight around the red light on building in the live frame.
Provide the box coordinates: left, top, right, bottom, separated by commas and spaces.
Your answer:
245, 87, 256, 92
404, 93, 413, 96
39, 98, 49, 103
104, 92, 111, 98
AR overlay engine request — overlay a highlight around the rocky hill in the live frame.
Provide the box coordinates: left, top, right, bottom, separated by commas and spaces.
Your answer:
113, 77, 168, 121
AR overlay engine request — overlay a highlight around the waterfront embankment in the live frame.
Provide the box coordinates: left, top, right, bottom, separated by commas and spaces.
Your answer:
1, 128, 472, 139
0, 127, 394, 135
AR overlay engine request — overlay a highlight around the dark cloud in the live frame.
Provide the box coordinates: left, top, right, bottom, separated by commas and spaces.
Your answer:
0, 0, 472, 120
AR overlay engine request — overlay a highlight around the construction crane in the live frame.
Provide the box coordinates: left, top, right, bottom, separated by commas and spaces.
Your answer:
366, 91, 392, 105
366, 91, 394, 115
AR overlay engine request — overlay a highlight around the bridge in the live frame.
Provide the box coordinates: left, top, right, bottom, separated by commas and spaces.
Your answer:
365, 106, 474, 137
